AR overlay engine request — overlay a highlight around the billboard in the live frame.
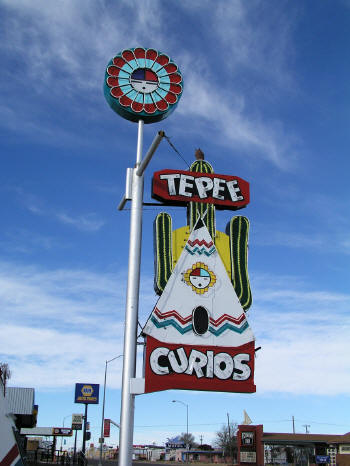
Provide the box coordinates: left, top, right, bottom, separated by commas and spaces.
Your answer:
142, 158, 256, 394
74, 383, 99, 404
143, 218, 255, 393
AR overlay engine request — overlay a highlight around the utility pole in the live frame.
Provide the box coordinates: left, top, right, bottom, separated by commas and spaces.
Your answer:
303, 424, 310, 434
292, 416, 296, 466
227, 413, 231, 460
200, 435, 203, 446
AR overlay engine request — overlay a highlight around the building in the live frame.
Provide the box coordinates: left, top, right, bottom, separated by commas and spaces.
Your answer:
262, 432, 350, 466
0, 371, 25, 466
5, 387, 38, 430
237, 424, 350, 466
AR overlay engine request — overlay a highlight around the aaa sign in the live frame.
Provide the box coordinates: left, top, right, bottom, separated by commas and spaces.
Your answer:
152, 169, 249, 209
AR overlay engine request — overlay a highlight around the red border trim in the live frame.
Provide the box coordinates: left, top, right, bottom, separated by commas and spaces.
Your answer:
0, 445, 19, 466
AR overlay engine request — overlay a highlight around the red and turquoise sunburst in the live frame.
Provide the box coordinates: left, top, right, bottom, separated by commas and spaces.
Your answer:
104, 47, 183, 124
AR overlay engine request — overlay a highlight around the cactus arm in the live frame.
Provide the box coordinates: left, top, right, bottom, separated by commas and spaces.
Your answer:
154, 212, 173, 295
226, 216, 252, 310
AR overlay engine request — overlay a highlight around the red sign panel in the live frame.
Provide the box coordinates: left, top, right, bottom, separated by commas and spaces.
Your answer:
144, 336, 255, 394
237, 425, 264, 465
152, 169, 249, 209
103, 419, 110, 438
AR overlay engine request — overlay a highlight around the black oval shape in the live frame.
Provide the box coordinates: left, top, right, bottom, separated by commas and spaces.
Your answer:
192, 306, 209, 335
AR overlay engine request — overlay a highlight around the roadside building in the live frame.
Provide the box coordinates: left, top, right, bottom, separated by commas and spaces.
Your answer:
237, 424, 350, 465
5, 387, 38, 431
262, 432, 350, 466
0, 373, 26, 466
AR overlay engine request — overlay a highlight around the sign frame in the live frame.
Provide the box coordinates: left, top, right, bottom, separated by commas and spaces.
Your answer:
74, 383, 100, 404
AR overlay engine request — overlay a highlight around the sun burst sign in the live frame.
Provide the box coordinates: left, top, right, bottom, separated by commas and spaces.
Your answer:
142, 159, 256, 394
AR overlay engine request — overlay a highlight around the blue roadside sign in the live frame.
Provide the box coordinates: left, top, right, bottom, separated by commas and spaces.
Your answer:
74, 383, 100, 404
316, 455, 330, 464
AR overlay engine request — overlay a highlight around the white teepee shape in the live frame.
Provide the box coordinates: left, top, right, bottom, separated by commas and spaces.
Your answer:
143, 218, 255, 348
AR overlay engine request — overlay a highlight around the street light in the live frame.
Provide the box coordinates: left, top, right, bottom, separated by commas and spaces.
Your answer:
60, 414, 71, 451
99, 355, 123, 466
172, 400, 189, 462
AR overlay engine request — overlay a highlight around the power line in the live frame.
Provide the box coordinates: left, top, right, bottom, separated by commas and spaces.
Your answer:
134, 422, 226, 428
163, 134, 191, 169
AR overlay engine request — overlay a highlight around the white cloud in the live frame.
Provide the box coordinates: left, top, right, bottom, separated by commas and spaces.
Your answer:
55, 212, 105, 232
4, 185, 106, 233
0, 0, 302, 169
176, 66, 298, 169
1, 260, 349, 395
0, 260, 155, 388
250, 275, 350, 395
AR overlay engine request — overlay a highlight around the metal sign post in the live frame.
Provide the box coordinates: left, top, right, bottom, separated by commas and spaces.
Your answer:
118, 119, 144, 466
82, 403, 88, 455
117, 123, 165, 466
103, 47, 183, 466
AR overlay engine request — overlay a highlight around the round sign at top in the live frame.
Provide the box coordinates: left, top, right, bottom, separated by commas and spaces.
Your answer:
104, 48, 183, 124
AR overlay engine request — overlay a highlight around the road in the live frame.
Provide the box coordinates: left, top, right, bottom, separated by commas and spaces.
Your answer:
88, 461, 169, 466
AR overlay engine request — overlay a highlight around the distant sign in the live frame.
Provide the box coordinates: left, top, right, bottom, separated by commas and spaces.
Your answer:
52, 428, 73, 436
240, 451, 256, 463
166, 442, 185, 449
104, 419, 111, 438
152, 169, 250, 210
316, 456, 330, 464
75, 383, 100, 404
166, 436, 185, 449
72, 414, 83, 423
241, 431, 255, 446
72, 413, 83, 430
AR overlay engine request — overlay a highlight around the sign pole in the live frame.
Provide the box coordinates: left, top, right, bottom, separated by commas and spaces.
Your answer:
73, 430, 77, 462
82, 403, 88, 455
118, 119, 144, 466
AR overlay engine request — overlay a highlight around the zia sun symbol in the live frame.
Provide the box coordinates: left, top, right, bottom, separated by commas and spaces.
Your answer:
104, 47, 183, 123
183, 262, 216, 295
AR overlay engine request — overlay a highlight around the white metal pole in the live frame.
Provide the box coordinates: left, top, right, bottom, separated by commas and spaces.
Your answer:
118, 119, 144, 466
99, 360, 108, 466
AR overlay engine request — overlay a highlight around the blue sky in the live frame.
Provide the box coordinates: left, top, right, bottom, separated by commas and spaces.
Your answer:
1, 0, 350, 450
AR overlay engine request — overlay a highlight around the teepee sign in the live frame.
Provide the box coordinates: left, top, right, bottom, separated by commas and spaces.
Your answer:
142, 156, 256, 394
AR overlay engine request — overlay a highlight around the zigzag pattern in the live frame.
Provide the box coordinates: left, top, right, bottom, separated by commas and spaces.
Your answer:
185, 245, 216, 256
185, 238, 216, 256
151, 308, 248, 336
187, 239, 214, 248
